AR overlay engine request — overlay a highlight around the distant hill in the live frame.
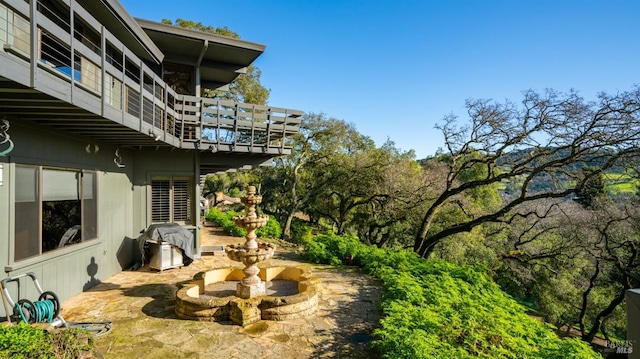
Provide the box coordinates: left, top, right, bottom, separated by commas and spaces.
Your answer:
419, 147, 637, 196
496, 147, 627, 173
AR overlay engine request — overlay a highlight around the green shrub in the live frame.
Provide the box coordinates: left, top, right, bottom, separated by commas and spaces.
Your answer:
302, 232, 363, 265
205, 208, 280, 239
302, 234, 601, 359
0, 323, 50, 359
0, 323, 96, 359
206, 208, 245, 237
205, 207, 230, 227
289, 217, 315, 244
256, 216, 282, 239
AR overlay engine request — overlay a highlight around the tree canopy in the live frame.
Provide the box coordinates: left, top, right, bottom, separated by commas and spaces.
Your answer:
414, 88, 640, 258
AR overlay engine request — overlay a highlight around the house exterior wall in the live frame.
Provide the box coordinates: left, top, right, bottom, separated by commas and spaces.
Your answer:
0, 123, 203, 318
0, 123, 129, 317
131, 148, 198, 230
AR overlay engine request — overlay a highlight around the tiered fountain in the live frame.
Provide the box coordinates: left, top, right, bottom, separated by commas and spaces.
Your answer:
224, 186, 276, 298
175, 186, 320, 326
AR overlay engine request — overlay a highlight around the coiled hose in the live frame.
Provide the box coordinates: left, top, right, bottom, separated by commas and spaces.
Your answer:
13, 291, 60, 324
10, 290, 112, 337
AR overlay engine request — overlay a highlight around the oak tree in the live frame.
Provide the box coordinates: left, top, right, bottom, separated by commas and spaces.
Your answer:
415, 88, 640, 258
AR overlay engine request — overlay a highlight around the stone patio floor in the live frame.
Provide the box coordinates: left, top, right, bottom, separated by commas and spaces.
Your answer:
60, 226, 382, 358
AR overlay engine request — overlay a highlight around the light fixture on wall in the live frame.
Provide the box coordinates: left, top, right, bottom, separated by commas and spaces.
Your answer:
148, 129, 161, 141
0, 117, 14, 156
114, 148, 125, 168
85, 143, 100, 154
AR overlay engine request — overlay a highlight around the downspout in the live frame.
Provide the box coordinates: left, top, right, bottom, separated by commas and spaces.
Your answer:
194, 40, 208, 96
194, 151, 201, 257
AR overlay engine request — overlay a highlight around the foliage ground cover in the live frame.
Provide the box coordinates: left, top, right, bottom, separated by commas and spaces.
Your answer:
302, 233, 601, 359
604, 172, 638, 194
205, 207, 282, 239
0, 323, 97, 359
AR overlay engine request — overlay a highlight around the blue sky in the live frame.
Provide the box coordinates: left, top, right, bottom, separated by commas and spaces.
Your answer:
120, 0, 640, 159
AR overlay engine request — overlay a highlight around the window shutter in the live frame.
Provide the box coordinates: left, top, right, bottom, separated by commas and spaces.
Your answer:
42, 169, 80, 201
151, 179, 170, 222
172, 179, 189, 222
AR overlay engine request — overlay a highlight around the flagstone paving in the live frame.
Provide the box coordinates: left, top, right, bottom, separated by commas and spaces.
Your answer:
61, 227, 382, 358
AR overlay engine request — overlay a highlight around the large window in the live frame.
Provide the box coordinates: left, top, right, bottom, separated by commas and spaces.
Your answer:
0, 4, 31, 54
14, 165, 97, 261
105, 73, 122, 109
162, 62, 193, 96
151, 176, 192, 225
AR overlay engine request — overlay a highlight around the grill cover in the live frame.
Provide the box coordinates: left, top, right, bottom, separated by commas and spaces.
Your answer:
136, 223, 194, 267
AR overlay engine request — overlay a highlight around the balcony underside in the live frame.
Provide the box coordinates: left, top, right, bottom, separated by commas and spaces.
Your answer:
0, 77, 176, 148
199, 152, 276, 174
0, 77, 293, 174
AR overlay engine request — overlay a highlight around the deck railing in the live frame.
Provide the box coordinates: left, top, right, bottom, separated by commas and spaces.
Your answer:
0, 0, 301, 151
177, 95, 302, 153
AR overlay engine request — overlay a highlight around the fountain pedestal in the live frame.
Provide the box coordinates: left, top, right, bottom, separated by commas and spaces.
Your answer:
224, 186, 275, 299
237, 283, 263, 299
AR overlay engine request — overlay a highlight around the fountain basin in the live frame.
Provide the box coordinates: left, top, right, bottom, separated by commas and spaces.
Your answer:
175, 266, 320, 326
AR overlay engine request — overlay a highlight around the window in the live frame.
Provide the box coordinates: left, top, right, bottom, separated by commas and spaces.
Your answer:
142, 97, 153, 125
0, 5, 31, 54
124, 57, 140, 83
162, 62, 193, 95
14, 165, 97, 261
73, 16, 100, 55
105, 42, 123, 72
151, 176, 193, 224
75, 54, 101, 93
105, 73, 122, 109
125, 86, 141, 118
37, 0, 70, 33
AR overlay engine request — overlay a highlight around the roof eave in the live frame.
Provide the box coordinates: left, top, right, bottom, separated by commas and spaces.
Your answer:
102, 0, 165, 64
135, 18, 266, 54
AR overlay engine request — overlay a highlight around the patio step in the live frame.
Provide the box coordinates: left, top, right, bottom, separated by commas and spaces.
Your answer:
201, 245, 225, 256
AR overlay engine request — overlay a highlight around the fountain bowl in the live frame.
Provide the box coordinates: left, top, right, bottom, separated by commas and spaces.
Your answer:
233, 214, 269, 229
225, 242, 275, 263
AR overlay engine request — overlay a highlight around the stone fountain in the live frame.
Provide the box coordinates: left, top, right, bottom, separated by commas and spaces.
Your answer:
175, 186, 320, 326
224, 186, 276, 299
